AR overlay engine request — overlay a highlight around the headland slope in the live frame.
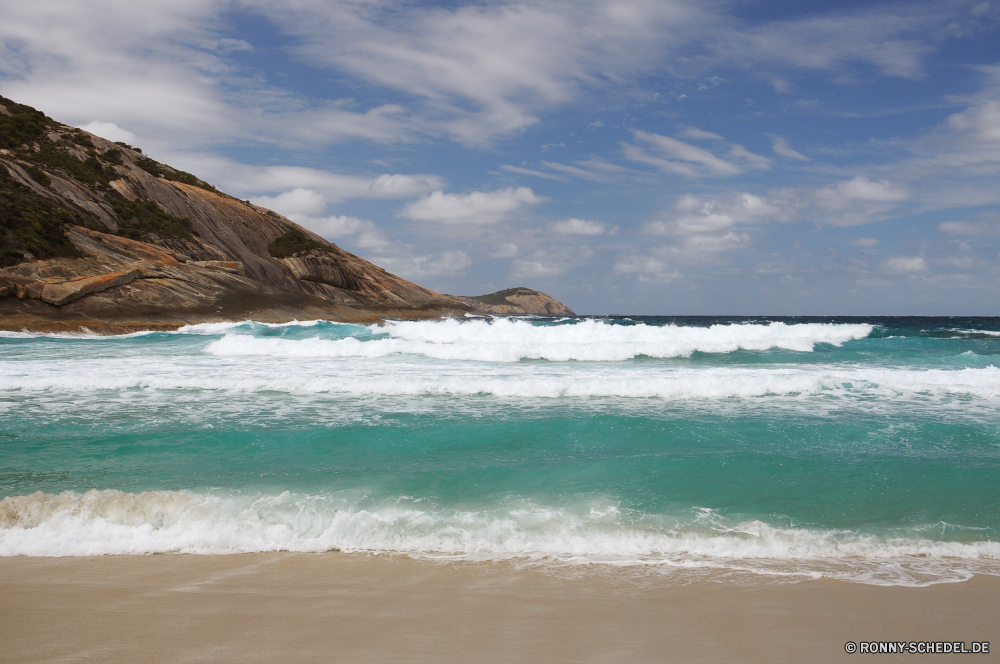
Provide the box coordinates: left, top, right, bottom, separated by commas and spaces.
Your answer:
0, 97, 572, 332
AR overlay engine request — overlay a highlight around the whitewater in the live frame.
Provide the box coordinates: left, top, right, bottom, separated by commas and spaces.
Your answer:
2, 316, 999, 586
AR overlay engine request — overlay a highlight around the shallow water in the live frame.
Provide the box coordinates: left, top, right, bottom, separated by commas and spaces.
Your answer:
2, 316, 999, 585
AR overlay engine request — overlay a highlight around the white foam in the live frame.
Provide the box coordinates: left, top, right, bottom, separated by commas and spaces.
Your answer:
201, 320, 874, 363
1, 490, 997, 585
4, 352, 999, 411
174, 319, 327, 335
948, 328, 1000, 337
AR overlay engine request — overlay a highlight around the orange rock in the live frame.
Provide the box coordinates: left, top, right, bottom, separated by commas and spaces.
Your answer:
186, 260, 244, 275
70, 226, 181, 267
23, 281, 46, 299
41, 269, 140, 306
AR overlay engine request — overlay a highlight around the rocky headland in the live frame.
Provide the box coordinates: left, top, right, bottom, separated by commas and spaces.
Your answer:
0, 97, 572, 333
450, 288, 575, 316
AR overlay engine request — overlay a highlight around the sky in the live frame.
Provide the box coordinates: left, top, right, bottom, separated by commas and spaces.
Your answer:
2, 0, 1000, 314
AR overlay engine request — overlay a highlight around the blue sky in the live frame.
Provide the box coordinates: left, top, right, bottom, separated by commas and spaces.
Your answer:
2, 0, 1000, 314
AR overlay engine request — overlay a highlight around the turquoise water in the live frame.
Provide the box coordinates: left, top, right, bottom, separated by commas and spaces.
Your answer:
1, 316, 999, 585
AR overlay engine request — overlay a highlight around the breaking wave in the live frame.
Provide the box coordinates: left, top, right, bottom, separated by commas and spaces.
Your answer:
4, 362, 1000, 404
201, 319, 874, 363
1, 489, 997, 586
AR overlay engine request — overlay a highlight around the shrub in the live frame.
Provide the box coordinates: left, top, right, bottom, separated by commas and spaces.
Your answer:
23, 165, 51, 188
0, 98, 50, 149
135, 157, 217, 193
24, 141, 114, 189
0, 169, 86, 264
467, 287, 534, 306
114, 141, 141, 154
111, 199, 196, 241
268, 230, 333, 258
70, 132, 93, 148
0, 249, 25, 268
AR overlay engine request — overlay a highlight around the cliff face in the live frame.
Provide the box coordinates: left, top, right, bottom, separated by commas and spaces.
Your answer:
0, 96, 474, 331
451, 288, 575, 316
0, 97, 575, 332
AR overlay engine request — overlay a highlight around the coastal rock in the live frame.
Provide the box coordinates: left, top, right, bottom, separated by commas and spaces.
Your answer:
451, 288, 575, 317
0, 95, 574, 331
186, 260, 245, 276
278, 252, 362, 290
40, 269, 140, 306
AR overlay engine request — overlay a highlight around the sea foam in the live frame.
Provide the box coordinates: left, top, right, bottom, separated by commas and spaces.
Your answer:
204, 319, 874, 362
4, 357, 1000, 410
1, 489, 997, 586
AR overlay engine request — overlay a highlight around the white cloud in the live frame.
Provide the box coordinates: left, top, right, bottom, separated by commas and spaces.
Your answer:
754, 260, 798, 274
501, 165, 567, 181
677, 127, 725, 141
301, 215, 396, 253
1, 0, 984, 155
854, 237, 880, 247
246, 187, 401, 254
938, 211, 1000, 237
247, 0, 707, 145
757, 176, 911, 227
177, 156, 444, 203
796, 176, 911, 226
367, 173, 445, 197
769, 135, 810, 161
716, 5, 952, 79
613, 255, 681, 283
624, 130, 770, 178
827, 176, 910, 203
906, 67, 1000, 178
489, 242, 519, 258
401, 187, 544, 224
882, 256, 927, 274
643, 192, 787, 237
77, 121, 136, 144
630, 177, 913, 257
768, 77, 790, 93
511, 246, 595, 278
617, 192, 770, 283
539, 159, 635, 182
552, 218, 616, 235
374, 251, 472, 280
250, 188, 326, 217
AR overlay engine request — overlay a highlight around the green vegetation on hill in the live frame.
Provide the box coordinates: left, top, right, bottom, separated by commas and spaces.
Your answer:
268, 229, 333, 258
1, 97, 214, 196
467, 287, 534, 305
27, 140, 116, 188
0, 97, 51, 149
23, 165, 50, 188
0, 95, 232, 266
136, 157, 217, 193
111, 199, 195, 241
0, 169, 85, 267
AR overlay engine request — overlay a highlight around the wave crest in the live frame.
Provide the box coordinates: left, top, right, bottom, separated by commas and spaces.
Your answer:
203, 319, 874, 363
2, 490, 998, 586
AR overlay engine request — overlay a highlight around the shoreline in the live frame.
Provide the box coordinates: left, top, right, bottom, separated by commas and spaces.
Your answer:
1, 553, 996, 663
0, 308, 449, 335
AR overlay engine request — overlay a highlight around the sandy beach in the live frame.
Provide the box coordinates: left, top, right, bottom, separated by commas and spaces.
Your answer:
0, 553, 996, 664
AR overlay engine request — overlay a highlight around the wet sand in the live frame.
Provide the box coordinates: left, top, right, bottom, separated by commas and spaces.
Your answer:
0, 553, 996, 664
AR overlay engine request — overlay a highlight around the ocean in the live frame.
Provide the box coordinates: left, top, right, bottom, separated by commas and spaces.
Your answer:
1, 316, 998, 586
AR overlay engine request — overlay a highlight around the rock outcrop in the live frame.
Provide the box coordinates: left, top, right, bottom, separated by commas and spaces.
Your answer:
450, 288, 575, 316
0, 96, 573, 333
